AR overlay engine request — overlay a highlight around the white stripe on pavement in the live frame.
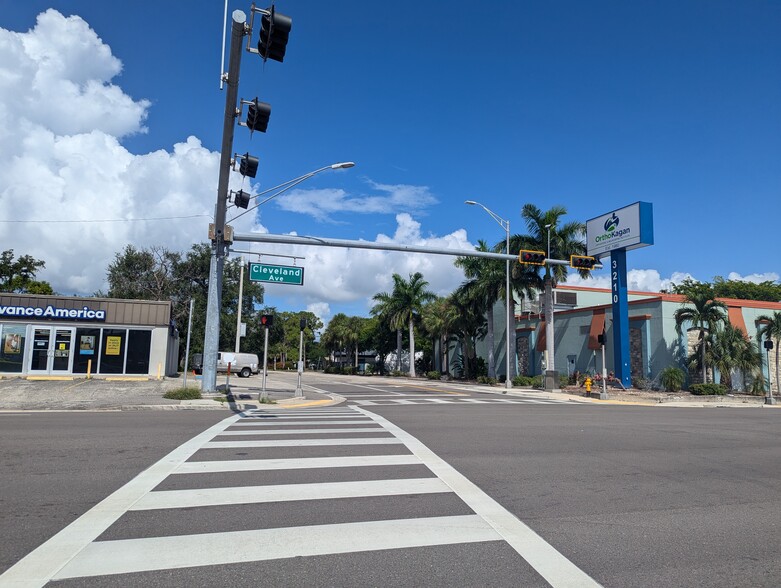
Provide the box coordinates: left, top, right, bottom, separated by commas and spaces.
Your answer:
0, 411, 244, 587
52, 515, 501, 580
202, 437, 402, 449
231, 419, 375, 426
215, 427, 388, 436
354, 407, 603, 588
173, 454, 422, 474
130, 477, 449, 511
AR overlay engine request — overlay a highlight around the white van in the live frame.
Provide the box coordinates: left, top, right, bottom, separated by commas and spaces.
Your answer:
216, 352, 260, 378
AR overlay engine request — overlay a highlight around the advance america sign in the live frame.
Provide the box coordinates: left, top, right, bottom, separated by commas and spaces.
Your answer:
586, 202, 654, 257
0, 305, 106, 321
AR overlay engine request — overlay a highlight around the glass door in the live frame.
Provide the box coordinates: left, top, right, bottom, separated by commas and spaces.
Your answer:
29, 328, 52, 373
52, 328, 75, 373
27, 327, 75, 374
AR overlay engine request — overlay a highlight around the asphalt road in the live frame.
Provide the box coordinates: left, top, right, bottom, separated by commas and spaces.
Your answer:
1, 374, 779, 587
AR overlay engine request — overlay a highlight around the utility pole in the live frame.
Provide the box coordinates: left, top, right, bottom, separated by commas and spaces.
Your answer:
202, 10, 246, 393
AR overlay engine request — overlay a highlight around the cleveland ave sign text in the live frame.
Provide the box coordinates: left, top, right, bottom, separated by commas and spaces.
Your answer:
248, 263, 305, 286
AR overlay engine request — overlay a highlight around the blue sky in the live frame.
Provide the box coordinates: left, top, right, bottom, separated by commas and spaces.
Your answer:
1, 1, 780, 326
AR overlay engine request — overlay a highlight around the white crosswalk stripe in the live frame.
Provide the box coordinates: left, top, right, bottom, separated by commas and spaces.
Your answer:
349, 396, 573, 406
1, 405, 599, 588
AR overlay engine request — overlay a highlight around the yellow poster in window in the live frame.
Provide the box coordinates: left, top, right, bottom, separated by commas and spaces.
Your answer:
106, 336, 122, 356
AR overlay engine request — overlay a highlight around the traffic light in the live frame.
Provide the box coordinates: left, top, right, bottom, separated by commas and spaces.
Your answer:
239, 153, 258, 178
234, 190, 251, 209
597, 333, 605, 346
258, 7, 292, 62
519, 250, 546, 265
260, 314, 274, 328
570, 255, 597, 270
299, 318, 307, 331
246, 98, 271, 133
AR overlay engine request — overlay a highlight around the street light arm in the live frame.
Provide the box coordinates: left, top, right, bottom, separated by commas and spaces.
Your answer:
465, 200, 509, 232
227, 162, 355, 223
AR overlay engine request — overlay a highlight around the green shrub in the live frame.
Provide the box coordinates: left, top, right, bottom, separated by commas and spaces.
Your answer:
633, 377, 648, 390
391, 370, 404, 377
659, 366, 686, 392
512, 375, 535, 387
477, 376, 497, 385
689, 383, 726, 396
531, 375, 544, 389
163, 387, 202, 400
426, 370, 441, 380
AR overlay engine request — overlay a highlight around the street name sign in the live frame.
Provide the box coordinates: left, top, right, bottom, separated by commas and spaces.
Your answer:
248, 263, 304, 286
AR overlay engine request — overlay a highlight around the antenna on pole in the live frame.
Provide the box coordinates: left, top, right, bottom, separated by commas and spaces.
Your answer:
219, 0, 229, 89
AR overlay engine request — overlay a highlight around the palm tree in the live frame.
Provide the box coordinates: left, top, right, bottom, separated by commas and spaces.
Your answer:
708, 322, 761, 391
673, 289, 727, 384
454, 240, 506, 378
757, 310, 781, 396
372, 272, 435, 378
421, 296, 459, 376
510, 204, 586, 377
448, 286, 486, 379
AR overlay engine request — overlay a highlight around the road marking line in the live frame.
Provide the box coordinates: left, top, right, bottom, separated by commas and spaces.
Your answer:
0, 411, 244, 587
173, 454, 422, 474
130, 477, 448, 511
239, 414, 367, 419
51, 515, 501, 580
216, 427, 388, 436
202, 437, 403, 448
354, 407, 604, 588
231, 419, 376, 426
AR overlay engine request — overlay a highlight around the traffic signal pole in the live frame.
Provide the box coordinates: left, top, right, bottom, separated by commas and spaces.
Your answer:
203, 10, 247, 393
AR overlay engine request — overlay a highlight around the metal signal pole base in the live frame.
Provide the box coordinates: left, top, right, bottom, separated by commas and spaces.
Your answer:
766, 395, 777, 405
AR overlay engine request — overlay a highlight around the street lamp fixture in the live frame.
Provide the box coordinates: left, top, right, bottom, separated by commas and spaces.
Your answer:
465, 200, 513, 390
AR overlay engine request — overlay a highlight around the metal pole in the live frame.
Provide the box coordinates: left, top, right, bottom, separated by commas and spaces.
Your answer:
235, 258, 244, 353
600, 342, 608, 400
505, 226, 512, 390
202, 10, 246, 393
183, 299, 194, 389
261, 326, 269, 401
544, 225, 556, 391
295, 328, 304, 397
767, 348, 771, 398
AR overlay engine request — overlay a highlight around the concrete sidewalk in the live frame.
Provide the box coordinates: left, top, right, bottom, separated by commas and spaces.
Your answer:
0, 373, 343, 412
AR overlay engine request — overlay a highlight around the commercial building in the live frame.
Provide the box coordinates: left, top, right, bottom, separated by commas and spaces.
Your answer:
0, 293, 178, 378
511, 285, 781, 392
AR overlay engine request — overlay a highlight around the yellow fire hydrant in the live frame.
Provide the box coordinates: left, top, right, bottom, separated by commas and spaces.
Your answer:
585, 376, 592, 394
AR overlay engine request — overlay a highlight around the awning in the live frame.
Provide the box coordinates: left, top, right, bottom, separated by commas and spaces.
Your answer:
588, 309, 606, 350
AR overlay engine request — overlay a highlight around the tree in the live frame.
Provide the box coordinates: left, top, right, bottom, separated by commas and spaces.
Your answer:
707, 322, 761, 391
104, 243, 264, 366
712, 276, 781, 302
421, 296, 459, 376
510, 204, 586, 379
372, 273, 435, 378
0, 249, 54, 294
448, 286, 486, 379
757, 310, 781, 396
455, 241, 505, 378
673, 288, 727, 384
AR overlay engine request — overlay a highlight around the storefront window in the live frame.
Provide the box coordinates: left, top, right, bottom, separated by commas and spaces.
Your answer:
73, 328, 101, 374
0, 325, 26, 373
99, 329, 126, 374
126, 330, 151, 374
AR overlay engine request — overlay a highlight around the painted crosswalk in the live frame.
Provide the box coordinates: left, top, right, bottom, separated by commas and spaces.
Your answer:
1, 406, 599, 587
348, 396, 575, 406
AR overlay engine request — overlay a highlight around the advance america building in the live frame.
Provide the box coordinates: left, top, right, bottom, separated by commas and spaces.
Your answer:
0, 293, 179, 377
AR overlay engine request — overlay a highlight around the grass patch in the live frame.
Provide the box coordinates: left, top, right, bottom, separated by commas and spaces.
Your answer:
163, 387, 202, 400
258, 396, 277, 404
